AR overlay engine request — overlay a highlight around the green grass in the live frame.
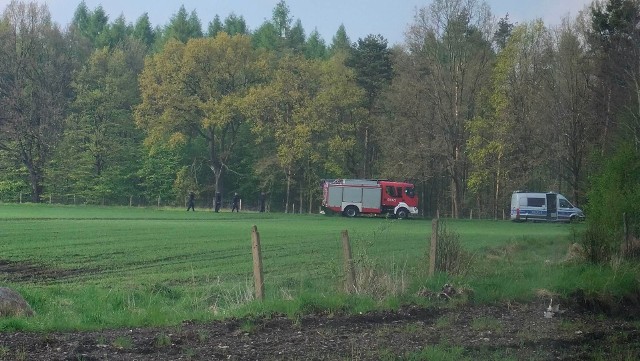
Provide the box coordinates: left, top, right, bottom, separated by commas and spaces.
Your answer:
0, 203, 637, 331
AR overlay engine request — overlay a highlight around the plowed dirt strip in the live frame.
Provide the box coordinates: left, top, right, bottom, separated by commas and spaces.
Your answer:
0, 302, 637, 361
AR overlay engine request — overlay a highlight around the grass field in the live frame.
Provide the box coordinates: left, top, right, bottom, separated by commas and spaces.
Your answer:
0, 203, 637, 332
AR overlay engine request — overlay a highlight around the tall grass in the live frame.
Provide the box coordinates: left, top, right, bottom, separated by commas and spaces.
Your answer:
0, 204, 637, 331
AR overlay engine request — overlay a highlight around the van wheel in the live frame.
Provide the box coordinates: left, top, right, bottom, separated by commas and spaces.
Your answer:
343, 206, 359, 218
396, 208, 409, 219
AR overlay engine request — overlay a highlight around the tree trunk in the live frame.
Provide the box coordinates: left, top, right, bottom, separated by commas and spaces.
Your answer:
208, 127, 224, 195
494, 171, 500, 220
28, 170, 42, 203
23, 158, 42, 203
285, 167, 291, 213
299, 183, 303, 214
308, 174, 314, 214
363, 126, 369, 178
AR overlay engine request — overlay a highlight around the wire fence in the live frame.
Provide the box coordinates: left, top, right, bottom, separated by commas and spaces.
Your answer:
0, 192, 270, 212
1, 192, 186, 208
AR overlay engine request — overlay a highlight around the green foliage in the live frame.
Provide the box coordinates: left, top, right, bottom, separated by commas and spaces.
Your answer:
252, 22, 280, 51
288, 19, 306, 53
246, 52, 365, 209
137, 145, 181, 202
223, 13, 248, 36
162, 5, 203, 44
347, 34, 393, 109
580, 223, 615, 263
132, 13, 156, 48
271, 0, 292, 38
48, 46, 144, 204
0, 153, 29, 202
207, 15, 223, 37
585, 144, 640, 261
587, 144, 640, 237
71, 3, 109, 48
305, 29, 328, 59
136, 33, 264, 197
466, 21, 553, 218
329, 24, 352, 55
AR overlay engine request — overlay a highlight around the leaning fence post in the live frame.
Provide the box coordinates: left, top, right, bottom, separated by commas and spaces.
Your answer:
341, 230, 356, 293
251, 225, 265, 301
429, 218, 439, 277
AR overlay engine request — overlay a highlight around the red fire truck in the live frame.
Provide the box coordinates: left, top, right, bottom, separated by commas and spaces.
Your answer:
322, 179, 419, 218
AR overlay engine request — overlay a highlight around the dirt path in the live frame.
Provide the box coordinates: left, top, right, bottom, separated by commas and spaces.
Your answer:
1, 298, 638, 360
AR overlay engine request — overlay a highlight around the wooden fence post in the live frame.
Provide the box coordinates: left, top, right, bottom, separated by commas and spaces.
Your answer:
429, 218, 439, 277
341, 230, 356, 293
251, 225, 265, 301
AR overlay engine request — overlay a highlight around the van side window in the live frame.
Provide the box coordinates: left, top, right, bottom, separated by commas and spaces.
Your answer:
405, 187, 416, 198
386, 186, 396, 197
559, 199, 572, 208
527, 198, 545, 207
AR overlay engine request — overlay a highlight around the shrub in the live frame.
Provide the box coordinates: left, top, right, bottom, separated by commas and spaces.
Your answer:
435, 223, 474, 275
586, 144, 640, 261
580, 223, 614, 264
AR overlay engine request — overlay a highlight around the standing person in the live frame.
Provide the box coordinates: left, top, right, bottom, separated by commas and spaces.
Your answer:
231, 192, 240, 212
259, 192, 266, 213
214, 192, 222, 213
187, 191, 195, 211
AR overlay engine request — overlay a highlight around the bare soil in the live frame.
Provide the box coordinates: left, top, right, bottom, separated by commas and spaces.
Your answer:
0, 294, 638, 361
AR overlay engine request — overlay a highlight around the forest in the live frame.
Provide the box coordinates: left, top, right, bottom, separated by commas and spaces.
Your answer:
1, 0, 639, 223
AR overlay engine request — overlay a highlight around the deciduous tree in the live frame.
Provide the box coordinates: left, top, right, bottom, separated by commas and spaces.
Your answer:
135, 34, 265, 195
467, 21, 554, 217
406, 0, 494, 218
49, 43, 144, 204
0, 1, 73, 202
549, 19, 596, 204
247, 54, 364, 212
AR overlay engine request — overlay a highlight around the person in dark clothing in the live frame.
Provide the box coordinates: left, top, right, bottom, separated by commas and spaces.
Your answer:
259, 192, 266, 213
214, 192, 221, 213
187, 192, 195, 211
231, 192, 240, 212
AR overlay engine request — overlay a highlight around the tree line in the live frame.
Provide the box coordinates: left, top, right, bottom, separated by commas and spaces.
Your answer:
1, 0, 639, 220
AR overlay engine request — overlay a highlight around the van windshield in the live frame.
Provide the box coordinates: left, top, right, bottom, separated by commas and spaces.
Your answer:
559, 198, 573, 208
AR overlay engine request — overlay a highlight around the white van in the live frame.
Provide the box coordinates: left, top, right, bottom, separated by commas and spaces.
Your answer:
510, 191, 585, 222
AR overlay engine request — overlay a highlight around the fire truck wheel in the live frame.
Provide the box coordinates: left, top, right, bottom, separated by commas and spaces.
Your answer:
396, 208, 409, 219
343, 206, 359, 217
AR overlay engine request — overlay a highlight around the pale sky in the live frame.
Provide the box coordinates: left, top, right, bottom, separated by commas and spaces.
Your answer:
0, 0, 594, 45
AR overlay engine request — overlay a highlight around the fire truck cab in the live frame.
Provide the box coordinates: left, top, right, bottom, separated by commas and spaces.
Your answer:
322, 179, 419, 218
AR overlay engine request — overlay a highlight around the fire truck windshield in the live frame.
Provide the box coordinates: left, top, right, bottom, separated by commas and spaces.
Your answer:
405, 187, 415, 198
